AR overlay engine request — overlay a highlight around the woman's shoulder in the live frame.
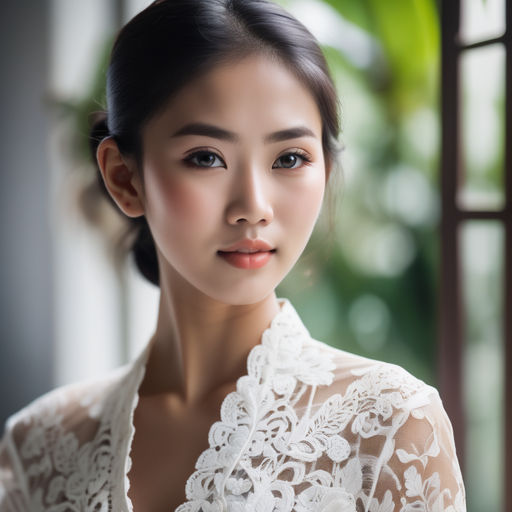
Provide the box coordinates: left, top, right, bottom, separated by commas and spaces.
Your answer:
4, 339, 152, 438
7, 364, 127, 427
298, 338, 466, 509
1, 355, 143, 462
303, 337, 444, 427
277, 299, 438, 407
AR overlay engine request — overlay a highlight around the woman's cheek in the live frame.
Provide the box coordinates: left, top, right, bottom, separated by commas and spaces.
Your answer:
280, 176, 324, 232
146, 172, 215, 229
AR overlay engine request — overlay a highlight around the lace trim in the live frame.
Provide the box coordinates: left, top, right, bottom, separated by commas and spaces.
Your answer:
120, 342, 151, 512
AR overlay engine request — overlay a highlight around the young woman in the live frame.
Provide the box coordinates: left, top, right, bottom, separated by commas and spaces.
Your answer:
0, 1, 466, 511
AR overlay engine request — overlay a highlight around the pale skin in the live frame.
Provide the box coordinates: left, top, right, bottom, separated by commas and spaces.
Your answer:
97, 53, 331, 512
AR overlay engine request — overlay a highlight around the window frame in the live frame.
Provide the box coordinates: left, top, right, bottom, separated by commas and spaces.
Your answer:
439, 1, 512, 509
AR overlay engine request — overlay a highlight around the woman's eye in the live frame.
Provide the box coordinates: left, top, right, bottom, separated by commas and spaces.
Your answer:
185, 151, 225, 168
272, 152, 310, 169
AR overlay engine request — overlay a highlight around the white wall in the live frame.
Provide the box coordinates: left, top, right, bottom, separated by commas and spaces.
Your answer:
0, 0, 54, 426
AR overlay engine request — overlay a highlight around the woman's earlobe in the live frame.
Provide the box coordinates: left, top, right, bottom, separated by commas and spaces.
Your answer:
96, 137, 145, 218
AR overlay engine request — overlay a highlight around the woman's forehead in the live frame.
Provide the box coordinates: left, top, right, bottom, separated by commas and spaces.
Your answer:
145, 54, 323, 140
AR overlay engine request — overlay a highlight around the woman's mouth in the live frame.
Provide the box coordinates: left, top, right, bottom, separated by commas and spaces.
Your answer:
217, 248, 276, 269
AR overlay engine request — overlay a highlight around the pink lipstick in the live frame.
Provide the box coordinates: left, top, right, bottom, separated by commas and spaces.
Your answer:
218, 239, 276, 269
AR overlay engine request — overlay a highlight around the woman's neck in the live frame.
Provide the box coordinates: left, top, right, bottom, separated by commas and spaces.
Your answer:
138, 267, 280, 406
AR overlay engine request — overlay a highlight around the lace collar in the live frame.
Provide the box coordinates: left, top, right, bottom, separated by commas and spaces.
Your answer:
123, 298, 336, 512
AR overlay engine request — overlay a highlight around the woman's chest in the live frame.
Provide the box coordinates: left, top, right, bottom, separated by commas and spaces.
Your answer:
126, 394, 227, 512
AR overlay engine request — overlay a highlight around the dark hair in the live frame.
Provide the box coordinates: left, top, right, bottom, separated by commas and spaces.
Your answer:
89, 0, 341, 286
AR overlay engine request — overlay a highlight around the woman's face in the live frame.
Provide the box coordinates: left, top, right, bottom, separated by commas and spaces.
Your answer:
139, 53, 327, 305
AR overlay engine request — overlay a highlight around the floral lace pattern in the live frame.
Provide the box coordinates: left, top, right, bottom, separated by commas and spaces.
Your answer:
0, 299, 466, 512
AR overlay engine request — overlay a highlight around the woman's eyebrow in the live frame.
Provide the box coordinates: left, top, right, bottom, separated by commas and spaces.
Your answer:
171, 122, 317, 143
265, 126, 317, 143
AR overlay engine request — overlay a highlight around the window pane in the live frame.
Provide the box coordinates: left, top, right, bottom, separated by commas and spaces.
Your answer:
460, 0, 506, 44
461, 221, 504, 512
458, 44, 505, 211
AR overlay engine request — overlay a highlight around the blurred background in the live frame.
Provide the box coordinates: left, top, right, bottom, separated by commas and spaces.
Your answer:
0, 0, 508, 510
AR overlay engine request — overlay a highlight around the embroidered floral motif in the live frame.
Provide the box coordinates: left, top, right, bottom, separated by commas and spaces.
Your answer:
400, 466, 461, 512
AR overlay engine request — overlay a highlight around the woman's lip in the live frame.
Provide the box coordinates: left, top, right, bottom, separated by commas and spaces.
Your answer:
220, 239, 274, 252
217, 250, 275, 269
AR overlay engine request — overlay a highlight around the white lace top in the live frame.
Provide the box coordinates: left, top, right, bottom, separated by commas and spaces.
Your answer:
0, 298, 466, 512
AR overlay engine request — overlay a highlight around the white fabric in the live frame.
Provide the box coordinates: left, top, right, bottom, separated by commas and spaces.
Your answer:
0, 298, 466, 511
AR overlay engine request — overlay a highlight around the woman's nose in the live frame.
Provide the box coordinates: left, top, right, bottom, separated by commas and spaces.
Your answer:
225, 164, 274, 226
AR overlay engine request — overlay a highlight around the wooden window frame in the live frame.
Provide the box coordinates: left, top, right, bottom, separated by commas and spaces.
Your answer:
440, 1, 512, 510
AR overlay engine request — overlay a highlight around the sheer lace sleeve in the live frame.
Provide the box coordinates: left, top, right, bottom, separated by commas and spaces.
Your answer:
0, 421, 29, 512
363, 389, 466, 511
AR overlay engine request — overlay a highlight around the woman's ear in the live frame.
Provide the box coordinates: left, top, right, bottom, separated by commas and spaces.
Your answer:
96, 137, 145, 218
